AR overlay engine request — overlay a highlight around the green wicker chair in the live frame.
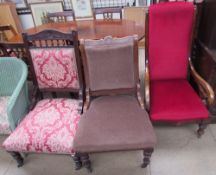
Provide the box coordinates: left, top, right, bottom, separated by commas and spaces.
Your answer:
0, 57, 29, 134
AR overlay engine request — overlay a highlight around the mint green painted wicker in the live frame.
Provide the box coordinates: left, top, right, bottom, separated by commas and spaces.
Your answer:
0, 57, 29, 131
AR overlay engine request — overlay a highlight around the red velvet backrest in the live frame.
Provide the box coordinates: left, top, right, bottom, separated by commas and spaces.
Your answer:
148, 2, 194, 81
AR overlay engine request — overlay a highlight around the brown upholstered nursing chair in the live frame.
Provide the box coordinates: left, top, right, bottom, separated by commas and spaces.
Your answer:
144, 2, 214, 137
3, 30, 84, 170
73, 35, 157, 172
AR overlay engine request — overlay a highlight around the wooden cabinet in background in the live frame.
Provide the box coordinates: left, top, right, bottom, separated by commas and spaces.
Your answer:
0, 3, 23, 40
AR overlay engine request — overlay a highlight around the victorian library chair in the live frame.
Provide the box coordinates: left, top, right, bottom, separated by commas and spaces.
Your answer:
93, 7, 122, 20
144, 2, 214, 137
3, 29, 84, 170
73, 35, 157, 172
47, 11, 75, 23
0, 57, 29, 135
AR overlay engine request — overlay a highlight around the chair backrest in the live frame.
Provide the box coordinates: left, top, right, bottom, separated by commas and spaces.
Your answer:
80, 35, 139, 97
0, 42, 31, 80
0, 57, 27, 96
0, 24, 17, 42
93, 7, 122, 20
47, 11, 75, 22
22, 29, 83, 95
147, 2, 195, 81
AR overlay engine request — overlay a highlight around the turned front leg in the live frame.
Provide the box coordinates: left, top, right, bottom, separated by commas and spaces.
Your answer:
9, 151, 24, 167
141, 148, 154, 168
72, 152, 82, 170
80, 153, 92, 173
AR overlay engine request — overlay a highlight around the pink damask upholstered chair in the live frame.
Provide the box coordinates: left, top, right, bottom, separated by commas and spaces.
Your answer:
144, 2, 214, 137
73, 36, 157, 172
3, 30, 84, 170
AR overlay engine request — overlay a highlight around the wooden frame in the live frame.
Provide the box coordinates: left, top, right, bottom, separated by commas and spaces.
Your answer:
47, 11, 75, 22
30, 1, 63, 26
71, 0, 93, 19
144, 6, 214, 137
93, 7, 122, 20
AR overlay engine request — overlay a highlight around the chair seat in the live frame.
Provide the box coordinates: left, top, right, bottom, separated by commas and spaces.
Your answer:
3, 98, 80, 154
0, 96, 11, 134
73, 95, 156, 153
150, 80, 209, 121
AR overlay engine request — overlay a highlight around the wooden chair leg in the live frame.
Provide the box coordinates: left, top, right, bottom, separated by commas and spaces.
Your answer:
9, 151, 24, 167
72, 153, 82, 170
80, 153, 92, 173
197, 120, 207, 138
141, 148, 153, 168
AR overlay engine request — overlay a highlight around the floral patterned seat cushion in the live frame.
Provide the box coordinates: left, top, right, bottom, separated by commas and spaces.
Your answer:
30, 48, 79, 89
0, 96, 11, 134
3, 98, 80, 154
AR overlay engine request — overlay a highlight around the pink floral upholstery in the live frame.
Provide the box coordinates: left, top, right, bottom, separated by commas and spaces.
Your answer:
30, 48, 79, 89
3, 98, 80, 154
0, 96, 11, 134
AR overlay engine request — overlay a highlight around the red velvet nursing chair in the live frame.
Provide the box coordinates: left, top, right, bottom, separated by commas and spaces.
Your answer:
144, 2, 214, 137
3, 30, 84, 170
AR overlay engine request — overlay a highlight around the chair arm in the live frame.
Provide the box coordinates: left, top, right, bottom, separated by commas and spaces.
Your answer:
7, 65, 29, 130
144, 59, 150, 111
189, 58, 215, 106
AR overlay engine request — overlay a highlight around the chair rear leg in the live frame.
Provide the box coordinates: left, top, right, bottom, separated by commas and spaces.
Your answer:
9, 151, 24, 167
141, 148, 153, 168
197, 120, 207, 138
80, 153, 92, 173
72, 153, 82, 170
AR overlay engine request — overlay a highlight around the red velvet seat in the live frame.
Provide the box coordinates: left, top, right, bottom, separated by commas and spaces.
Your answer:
150, 80, 208, 121
144, 2, 214, 137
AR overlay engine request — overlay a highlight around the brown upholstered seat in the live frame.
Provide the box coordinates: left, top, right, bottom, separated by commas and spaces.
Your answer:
74, 95, 156, 152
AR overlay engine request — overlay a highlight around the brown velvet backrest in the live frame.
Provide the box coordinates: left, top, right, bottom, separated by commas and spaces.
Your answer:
80, 35, 139, 96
